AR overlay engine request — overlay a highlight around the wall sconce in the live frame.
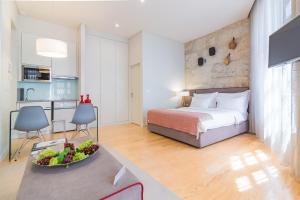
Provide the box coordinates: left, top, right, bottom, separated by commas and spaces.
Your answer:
209, 47, 216, 56
229, 37, 237, 50
198, 57, 206, 66
224, 53, 231, 65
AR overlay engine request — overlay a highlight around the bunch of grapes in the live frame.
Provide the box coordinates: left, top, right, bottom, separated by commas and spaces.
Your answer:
64, 143, 75, 150
37, 148, 57, 161
73, 152, 88, 161
82, 144, 99, 155
91, 144, 99, 152
63, 152, 74, 164
68, 150, 75, 156
82, 146, 93, 155
37, 156, 52, 165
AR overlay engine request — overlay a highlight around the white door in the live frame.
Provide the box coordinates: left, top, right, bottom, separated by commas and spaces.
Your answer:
116, 42, 129, 123
100, 38, 117, 125
85, 35, 101, 128
84, 35, 129, 126
130, 64, 141, 125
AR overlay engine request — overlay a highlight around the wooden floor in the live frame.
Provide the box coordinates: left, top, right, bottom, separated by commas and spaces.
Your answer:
1, 124, 300, 200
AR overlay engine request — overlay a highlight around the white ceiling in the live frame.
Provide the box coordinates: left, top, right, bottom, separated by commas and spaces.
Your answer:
16, 0, 255, 42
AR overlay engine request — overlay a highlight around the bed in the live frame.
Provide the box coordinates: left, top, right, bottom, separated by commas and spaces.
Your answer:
147, 87, 249, 148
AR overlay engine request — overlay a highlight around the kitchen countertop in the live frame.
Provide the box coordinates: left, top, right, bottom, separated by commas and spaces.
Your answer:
16, 99, 79, 103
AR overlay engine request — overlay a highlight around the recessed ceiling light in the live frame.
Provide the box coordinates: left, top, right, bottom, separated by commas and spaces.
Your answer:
115, 23, 120, 28
140, 0, 145, 3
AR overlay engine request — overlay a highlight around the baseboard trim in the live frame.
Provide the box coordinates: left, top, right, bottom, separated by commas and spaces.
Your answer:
96, 121, 130, 127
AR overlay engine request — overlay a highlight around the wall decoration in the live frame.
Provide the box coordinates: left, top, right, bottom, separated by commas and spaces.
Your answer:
198, 57, 206, 66
185, 19, 249, 89
209, 47, 216, 56
224, 53, 231, 65
229, 37, 237, 49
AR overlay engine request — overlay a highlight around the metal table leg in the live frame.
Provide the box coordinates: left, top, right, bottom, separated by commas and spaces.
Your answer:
9, 111, 12, 161
96, 106, 99, 142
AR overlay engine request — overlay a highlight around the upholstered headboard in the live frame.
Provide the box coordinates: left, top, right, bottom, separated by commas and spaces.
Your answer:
189, 87, 249, 96
184, 87, 250, 108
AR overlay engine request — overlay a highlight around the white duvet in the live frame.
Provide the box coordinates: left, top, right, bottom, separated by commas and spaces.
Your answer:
173, 107, 248, 133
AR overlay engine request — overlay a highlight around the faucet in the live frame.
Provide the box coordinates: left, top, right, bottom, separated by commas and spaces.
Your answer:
25, 88, 35, 101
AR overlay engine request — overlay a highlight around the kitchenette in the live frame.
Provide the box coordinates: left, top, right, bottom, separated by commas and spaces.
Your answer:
13, 16, 80, 136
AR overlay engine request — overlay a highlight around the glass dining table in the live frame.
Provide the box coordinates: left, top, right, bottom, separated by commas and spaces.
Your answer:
8, 105, 99, 161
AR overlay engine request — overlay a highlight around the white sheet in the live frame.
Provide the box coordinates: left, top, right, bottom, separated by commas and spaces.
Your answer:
174, 107, 248, 133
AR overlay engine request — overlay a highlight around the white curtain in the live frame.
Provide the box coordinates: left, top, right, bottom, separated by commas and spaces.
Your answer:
250, 0, 300, 180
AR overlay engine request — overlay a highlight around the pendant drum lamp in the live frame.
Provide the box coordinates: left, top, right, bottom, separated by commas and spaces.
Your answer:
36, 38, 68, 58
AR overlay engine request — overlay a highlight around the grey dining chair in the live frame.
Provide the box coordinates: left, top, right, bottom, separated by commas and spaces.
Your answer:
13, 106, 49, 161
71, 104, 96, 139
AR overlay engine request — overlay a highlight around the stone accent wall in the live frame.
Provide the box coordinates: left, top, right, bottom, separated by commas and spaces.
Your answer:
185, 19, 250, 89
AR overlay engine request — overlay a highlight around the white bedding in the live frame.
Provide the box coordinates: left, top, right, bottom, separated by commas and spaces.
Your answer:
174, 107, 248, 133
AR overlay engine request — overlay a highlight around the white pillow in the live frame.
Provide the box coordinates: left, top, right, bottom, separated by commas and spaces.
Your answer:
217, 91, 250, 114
190, 92, 218, 108
218, 90, 250, 102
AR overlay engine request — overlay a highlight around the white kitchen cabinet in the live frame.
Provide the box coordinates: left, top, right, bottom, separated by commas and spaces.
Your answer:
21, 32, 77, 77
85, 35, 129, 126
21, 33, 52, 66
52, 41, 78, 77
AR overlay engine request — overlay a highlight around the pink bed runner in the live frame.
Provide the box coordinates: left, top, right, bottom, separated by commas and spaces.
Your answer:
147, 109, 212, 137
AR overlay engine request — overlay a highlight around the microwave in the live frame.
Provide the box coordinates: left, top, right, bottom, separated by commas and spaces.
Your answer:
22, 65, 51, 82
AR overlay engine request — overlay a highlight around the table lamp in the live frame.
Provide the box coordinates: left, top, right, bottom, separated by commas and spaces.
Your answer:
177, 91, 190, 107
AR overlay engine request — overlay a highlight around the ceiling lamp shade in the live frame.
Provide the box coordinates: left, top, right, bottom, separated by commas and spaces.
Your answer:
36, 38, 68, 58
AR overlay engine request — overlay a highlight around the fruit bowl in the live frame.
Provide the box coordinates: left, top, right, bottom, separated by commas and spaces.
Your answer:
32, 139, 99, 167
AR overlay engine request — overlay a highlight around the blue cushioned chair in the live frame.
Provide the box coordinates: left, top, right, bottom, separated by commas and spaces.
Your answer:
71, 104, 96, 139
13, 106, 49, 161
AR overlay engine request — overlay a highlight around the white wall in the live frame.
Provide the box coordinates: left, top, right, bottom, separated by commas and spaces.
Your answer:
18, 15, 77, 42
129, 32, 142, 66
129, 32, 185, 125
79, 24, 86, 94
129, 31, 185, 124
142, 32, 185, 123
0, 0, 18, 160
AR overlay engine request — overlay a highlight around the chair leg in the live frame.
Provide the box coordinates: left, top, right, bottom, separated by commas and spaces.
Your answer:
37, 130, 45, 141
13, 132, 30, 161
84, 124, 90, 137
12, 139, 26, 161
13, 130, 45, 161
71, 125, 80, 139
71, 124, 91, 139
71, 131, 78, 139
63, 121, 67, 139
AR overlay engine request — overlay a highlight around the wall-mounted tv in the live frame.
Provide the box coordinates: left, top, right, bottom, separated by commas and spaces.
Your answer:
269, 15, 300, 68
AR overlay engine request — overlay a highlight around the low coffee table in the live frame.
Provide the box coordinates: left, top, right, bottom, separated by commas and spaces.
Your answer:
17, 144, 143, 200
